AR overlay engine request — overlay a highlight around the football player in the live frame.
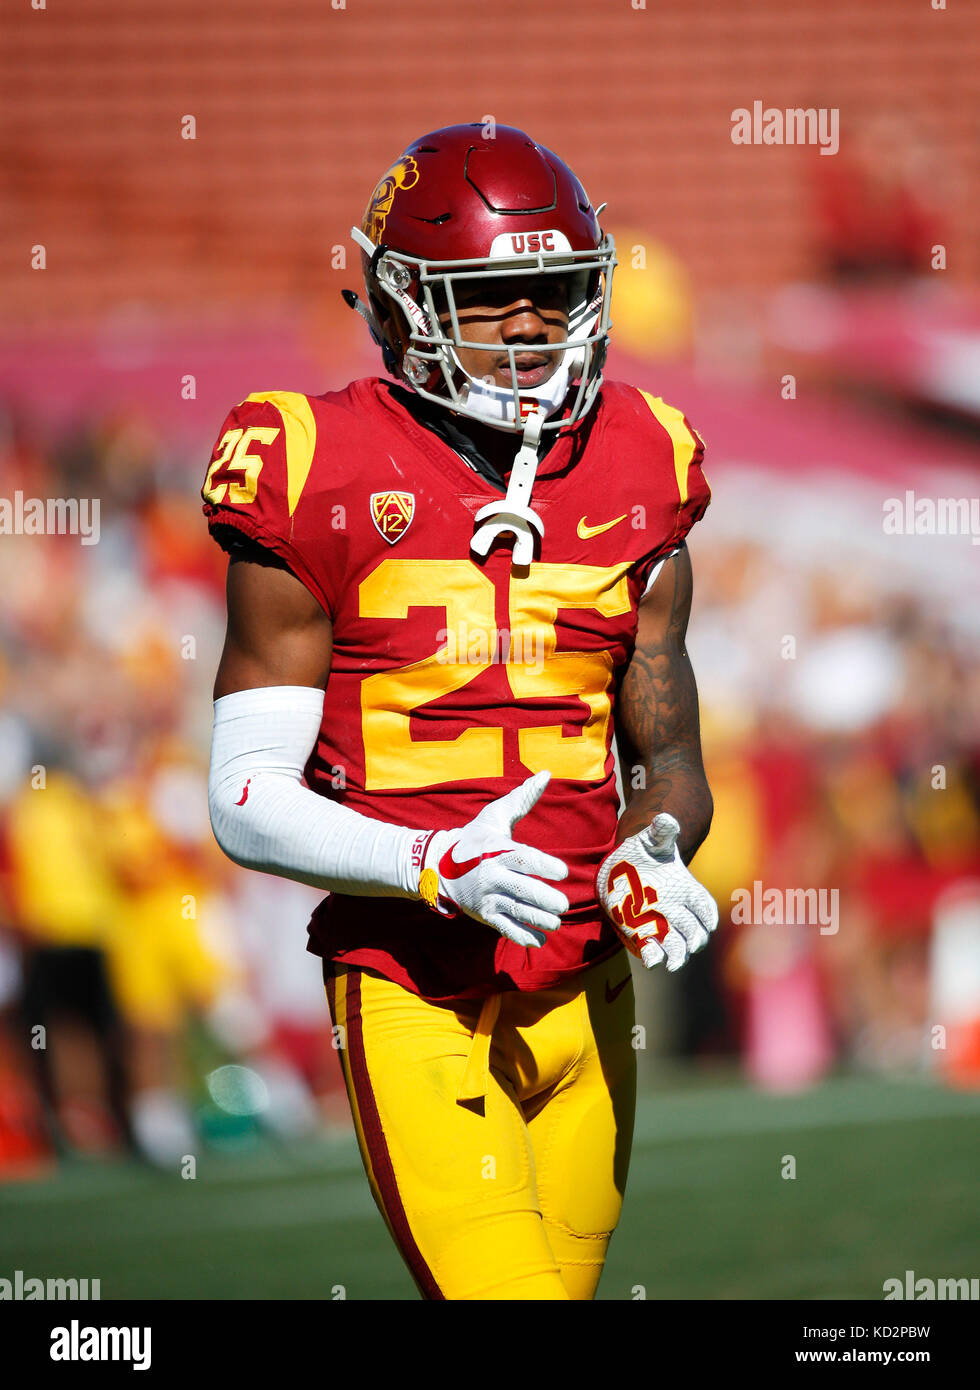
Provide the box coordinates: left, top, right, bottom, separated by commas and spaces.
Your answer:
203, 124, 717, 1300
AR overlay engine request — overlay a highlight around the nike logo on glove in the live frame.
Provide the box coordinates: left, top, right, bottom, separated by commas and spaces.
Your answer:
439, 844, 508, 880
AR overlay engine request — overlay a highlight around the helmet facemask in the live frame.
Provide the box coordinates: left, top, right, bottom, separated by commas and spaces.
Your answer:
352, 225, 616, 436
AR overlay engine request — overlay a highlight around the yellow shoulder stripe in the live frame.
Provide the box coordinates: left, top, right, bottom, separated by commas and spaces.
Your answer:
245, 391, 316, 516
637, 389, 702, 506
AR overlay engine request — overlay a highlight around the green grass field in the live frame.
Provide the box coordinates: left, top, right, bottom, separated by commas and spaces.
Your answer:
2, 1075, 978, 1300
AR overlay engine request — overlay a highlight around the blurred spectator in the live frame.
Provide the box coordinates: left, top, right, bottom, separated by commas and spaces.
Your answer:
6, 767, 135, 1155
810, 112, 948, 282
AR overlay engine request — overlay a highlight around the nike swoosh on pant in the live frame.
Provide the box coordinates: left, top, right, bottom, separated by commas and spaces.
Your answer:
605, 974, 631, 1004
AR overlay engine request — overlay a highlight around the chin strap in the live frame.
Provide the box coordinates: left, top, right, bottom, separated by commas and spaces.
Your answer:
456, 356, 571, 427
470, 409, 545, 567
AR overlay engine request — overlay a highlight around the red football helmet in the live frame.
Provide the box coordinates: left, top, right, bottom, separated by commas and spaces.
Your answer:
345, 123, 616, 438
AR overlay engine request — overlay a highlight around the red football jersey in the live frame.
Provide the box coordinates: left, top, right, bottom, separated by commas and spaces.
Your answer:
202, 377, 710, 1000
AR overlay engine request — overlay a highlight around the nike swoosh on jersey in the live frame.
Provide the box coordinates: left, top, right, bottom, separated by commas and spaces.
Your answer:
577, 513, 627, 540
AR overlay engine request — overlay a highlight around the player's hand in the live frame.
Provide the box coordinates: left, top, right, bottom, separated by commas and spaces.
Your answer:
419, 771, 569, 949
596, 814, 718, 972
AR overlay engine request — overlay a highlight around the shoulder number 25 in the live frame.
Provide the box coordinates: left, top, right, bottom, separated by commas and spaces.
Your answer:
203, 427, 281, 506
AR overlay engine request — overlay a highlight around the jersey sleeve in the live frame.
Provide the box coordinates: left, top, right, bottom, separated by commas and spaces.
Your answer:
632, 391, 711, 593
201, 391, 335, 614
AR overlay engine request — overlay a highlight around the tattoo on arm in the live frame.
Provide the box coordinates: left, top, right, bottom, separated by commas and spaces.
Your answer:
615, 546, 713, 859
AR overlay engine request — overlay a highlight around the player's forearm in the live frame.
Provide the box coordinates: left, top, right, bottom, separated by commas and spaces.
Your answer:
208, 685, 429, 898
614, 636, 712, 861
615, 744, 713, 862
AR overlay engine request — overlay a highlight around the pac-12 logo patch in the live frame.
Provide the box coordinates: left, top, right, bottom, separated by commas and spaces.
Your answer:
370, 491, 415, 544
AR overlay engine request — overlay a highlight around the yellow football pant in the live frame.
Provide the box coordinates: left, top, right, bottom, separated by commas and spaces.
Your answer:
326, 952, 636, 1300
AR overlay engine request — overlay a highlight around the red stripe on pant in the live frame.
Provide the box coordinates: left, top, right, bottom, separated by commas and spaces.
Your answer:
334, 967, 444, 1302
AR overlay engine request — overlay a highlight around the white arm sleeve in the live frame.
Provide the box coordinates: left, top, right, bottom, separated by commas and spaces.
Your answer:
208, 685, 430, 898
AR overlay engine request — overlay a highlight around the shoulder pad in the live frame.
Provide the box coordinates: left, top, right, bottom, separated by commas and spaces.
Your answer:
634, 390, 708, 512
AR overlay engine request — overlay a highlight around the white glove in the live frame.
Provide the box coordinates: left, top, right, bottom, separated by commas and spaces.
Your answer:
596, 813, 718, 972
419, 771, 569, 949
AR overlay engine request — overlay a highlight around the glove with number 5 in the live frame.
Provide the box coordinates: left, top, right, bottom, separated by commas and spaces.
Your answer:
418, 770, 569, 950
596, 813, 718, 972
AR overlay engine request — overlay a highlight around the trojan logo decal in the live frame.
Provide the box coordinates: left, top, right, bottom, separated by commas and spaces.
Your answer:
363, 156, 420, 243
370, 491, 415, 544
606, 862, 669, 939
